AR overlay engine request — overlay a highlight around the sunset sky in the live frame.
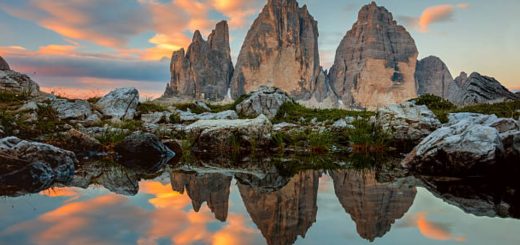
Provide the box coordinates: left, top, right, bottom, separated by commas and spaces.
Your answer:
1, 0, 519, 99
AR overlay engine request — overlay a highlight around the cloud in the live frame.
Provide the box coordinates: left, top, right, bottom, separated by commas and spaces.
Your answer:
399, 3, 469, 33
415, 212, 465, 242
210, 0, 262, 28
0, 0, 151, 48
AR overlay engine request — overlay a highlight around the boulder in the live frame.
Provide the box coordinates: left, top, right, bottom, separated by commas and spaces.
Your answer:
54, 129, 102, 155
329, 2, 418, 109
377, 102, 441, 142
235, 86, 294, 119
0, 70, 40, 96
402, 120, 504, 176
230, 0, 321, 100
177, 110, 238, 123
0, 137, 77, 183
185, 114, 273, 152
141, 111, 172, 124
115, 132, 175, 168
164, 21, 234, 101
51, 99, 93, 120
96, 88, 139, 120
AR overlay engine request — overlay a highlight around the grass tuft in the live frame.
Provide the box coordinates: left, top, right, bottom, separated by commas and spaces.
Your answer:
273, 102, 374, 124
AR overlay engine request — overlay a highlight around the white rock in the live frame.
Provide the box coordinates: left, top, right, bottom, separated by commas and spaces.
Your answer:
235, 86, 293, 119
402, 120, 504, 175
96, 88, 139, 120
141, 112, 172, 124
185, 115, 273, 150
51, 99, 93, 120
178, 110, 238, 122
377, 101, 441, 142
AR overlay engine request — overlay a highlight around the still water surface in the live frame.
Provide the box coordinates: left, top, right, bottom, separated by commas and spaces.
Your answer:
1, 165, 519, 245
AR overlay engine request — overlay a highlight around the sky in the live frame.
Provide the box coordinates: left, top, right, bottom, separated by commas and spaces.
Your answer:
0, 0, 519, 99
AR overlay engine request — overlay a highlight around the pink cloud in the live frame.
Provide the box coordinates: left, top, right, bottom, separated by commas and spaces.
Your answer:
400, 3, 469, 33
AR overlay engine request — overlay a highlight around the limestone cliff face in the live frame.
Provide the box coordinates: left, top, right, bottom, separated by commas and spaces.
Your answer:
416, 56, 461, 100
329, 170, 416, 241
230, 0, 321, 100
452, 72, 519, 105
0, 56, 10, 71
238, 170, 320, 245
170, 172, 232, 222
164, 21, 234, 101
329, 2, 418, 109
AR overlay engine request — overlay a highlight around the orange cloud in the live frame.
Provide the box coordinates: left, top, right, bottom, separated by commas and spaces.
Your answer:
417, 4, 469, 32
38, 44, 78, 56
210, 0, 260, 28
415, 212, 465, 242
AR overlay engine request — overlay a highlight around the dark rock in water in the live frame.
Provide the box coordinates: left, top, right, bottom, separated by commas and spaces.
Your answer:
329, 169, 416, 241
0, 56, 10, 70
238, 170, 320, 245
231, 0, 321, 100
235, 86, 294, 119
420, 176, 520, 218
69, 160, 166, 196
54, 129, 102, 156
115, 132, 175, 169
165, 21, 234, 101
0, 137, 76, 184
329, 2, 418, 109
452, 72, 519, 105
0, 154, 54, 196
171, 171, 232, 222
416, 56, 461, 101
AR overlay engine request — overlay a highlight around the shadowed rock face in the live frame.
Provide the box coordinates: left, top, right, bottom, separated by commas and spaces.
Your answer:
329, 170, 416, 241
416, 56, 461, 101
452, 72, 519, 105
0, 56, 10, 70
231, 0, 321, 100
238, 170, 321, 245
165, 21, 233, 101
329, 2, 418, 109
171, 172, 232, 222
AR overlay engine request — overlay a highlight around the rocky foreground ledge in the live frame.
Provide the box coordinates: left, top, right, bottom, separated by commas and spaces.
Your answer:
1, 81, 519, 194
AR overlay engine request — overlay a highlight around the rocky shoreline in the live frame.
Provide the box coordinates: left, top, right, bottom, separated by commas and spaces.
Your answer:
1, 78, 519, 195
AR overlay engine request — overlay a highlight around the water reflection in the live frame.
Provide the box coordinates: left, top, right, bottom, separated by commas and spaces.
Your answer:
329, 170, 416, 241
1, 158, 520, 244
238, 171, 321, 245
171, 172, 232, 222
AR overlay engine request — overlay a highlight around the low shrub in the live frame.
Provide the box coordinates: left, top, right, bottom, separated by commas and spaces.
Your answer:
273, 102, 374, 124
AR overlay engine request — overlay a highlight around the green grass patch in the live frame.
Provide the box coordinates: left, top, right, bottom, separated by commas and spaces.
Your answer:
273, 102, 374, 124
412, 94, 520, 123
345, 119, 391, 153
207, 94, 249, 113
137, 102, 168, 114
173, 103, 208, 114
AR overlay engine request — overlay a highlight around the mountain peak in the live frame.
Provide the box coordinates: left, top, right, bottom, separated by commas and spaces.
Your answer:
0, 56, 10, 71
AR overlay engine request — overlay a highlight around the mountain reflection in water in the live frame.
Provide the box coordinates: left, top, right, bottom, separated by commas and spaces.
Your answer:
1, 158, 520, 245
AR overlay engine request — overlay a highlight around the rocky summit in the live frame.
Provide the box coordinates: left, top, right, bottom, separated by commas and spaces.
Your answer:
329, 2, 418, 109
0, 56, 10, 71
451, 72, 519, 105
164, 21, 233, 101
416, 56, 461, 101
0, 57, 40, 96
230, 0, 321, 100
